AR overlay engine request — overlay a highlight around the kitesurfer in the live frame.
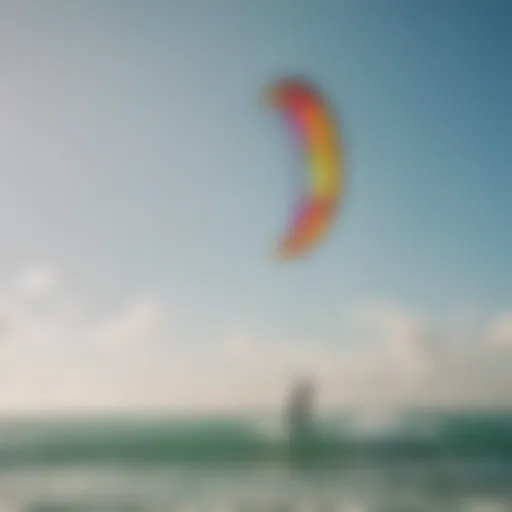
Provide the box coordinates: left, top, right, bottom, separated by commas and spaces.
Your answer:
285, 376, 317, 445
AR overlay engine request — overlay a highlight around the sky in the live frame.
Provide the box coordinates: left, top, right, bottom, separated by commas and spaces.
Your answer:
0, 0, 511, 412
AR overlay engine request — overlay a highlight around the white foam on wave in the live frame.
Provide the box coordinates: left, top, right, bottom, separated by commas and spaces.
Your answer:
462, 498, 512, 512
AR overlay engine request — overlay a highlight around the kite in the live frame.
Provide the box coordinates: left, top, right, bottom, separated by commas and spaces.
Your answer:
265, 77, 344, 260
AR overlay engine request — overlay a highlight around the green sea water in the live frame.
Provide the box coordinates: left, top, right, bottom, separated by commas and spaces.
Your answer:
0, 411, 511, 511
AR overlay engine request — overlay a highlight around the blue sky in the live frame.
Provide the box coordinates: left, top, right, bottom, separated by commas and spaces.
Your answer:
0, 1, 510, 410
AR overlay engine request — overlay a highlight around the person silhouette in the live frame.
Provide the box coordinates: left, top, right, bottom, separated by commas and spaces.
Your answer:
285, 376, 316, 445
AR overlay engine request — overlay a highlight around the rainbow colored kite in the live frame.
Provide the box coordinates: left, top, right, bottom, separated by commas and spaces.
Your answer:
266, 77, 344, 260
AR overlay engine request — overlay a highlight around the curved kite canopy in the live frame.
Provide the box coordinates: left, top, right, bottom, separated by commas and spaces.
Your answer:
266, 77, 344, 259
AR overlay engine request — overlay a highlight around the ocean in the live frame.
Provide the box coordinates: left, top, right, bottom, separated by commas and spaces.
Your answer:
0, 410, 511, 511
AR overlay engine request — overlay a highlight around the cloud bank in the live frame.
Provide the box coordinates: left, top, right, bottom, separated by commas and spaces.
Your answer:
1, 263, 512, 413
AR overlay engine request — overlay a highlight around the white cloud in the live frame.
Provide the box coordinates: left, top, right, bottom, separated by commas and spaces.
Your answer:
2, 266, 512, 412
487, 313, 512, 349
214, 302, 512, 411
16, 262, 57, 298
348, 301, 434, 373
93, 297, 169, 346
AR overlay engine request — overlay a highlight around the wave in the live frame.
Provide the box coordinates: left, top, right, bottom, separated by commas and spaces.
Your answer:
1, 411, 512, 467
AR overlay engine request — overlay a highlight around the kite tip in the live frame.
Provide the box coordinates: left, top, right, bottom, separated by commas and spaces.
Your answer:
275, 239, 307, 261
